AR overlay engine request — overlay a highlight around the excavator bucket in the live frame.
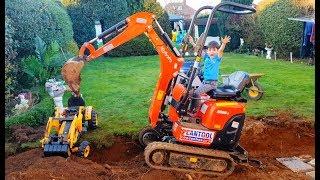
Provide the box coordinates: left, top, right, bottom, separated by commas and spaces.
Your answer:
62, 56, 88, 95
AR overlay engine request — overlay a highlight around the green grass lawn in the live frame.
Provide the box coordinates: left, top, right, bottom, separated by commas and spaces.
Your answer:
63, 53, 314, 147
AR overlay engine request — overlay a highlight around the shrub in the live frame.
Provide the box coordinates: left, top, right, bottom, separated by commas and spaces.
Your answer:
257, 0, 314, 58
5, 0, 74, 58
62, 39, 79, 55
108, 0, 172, 57
62, 0, 172, 57
226, 14, 265, 51
20, 36, 73, 89
5, 96, 54, 130
5, 16, 18, 101
217, 0, 254, 51
106, 35, 157, 57
157, 11, 173, 38
61, 0, 130, 48
107, 13, 173, 57
126, 0, 144, 14
107, 0, 157, 57
5, 16, 19, 116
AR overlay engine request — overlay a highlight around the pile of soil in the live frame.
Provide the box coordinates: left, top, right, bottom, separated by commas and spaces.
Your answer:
5, 114, 315, 180
9, 125, 46, 144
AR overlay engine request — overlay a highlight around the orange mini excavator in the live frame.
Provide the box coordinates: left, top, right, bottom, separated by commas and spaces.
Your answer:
62, 1, 260, 176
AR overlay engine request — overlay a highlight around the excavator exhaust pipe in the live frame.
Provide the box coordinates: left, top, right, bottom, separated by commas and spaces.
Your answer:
62, 56, 89, 95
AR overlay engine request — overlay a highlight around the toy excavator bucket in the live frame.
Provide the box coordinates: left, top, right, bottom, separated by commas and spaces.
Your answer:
62, 56, 89, 95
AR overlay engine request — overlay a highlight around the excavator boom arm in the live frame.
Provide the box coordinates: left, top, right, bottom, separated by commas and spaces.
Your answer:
62, 12, 184, 127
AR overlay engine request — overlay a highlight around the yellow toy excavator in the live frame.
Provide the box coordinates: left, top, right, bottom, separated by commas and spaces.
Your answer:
61, 1, 261, 176
40, 93, 98, 158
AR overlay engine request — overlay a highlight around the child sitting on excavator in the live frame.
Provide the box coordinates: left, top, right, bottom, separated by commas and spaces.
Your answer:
188, 35, 231, 113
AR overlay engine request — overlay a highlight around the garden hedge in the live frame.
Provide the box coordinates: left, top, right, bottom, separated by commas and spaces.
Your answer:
63, 39, 80, 55
5, 0, 74, 58
108, 0, 156, 57
126, 0, 144, 15
5, 96, 54, 130
108, 11, 172, 57
257, 0, 314, 58
62, 0, 172, 57
217, 0, 253, 51
5, 16, 18, 105
61, 0, 130, 49
225, 14, 265, 50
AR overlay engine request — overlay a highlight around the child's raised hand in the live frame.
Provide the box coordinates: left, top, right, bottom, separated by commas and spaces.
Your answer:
221, 35, 231, 44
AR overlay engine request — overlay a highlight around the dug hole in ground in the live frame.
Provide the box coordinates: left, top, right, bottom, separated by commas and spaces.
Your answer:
5, 112, 315, 180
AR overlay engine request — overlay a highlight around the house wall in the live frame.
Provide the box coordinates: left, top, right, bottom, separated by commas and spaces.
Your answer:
164, 0, 196, 20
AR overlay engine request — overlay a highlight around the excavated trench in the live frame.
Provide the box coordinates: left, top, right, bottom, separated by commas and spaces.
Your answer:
5, 113, 315, 180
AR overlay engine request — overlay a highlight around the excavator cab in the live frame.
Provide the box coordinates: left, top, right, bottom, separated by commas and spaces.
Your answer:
61, 1, 258, 176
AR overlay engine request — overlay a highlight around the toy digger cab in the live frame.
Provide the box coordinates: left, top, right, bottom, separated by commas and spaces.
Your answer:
40, 97, 98, 158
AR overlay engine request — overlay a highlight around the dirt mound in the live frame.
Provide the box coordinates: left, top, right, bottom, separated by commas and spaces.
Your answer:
5, 115, 314, 180
241, 115, 314, 158
6, 148, 109, 179
9, 125, 45, 143
89, 137, 143, 163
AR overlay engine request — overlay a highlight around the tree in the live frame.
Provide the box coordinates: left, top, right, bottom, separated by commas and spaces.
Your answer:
126, 0, 144, 15
5, 16, 18, 115
61, 0, 130, 47
5, 0, 74, 58
143, 0, 172, 38
258, 0, 314, 58
108, 0, 173, 56
217, 0, 254, 51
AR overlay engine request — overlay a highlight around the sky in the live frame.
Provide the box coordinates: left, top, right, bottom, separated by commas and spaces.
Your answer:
157, 0, 264, 10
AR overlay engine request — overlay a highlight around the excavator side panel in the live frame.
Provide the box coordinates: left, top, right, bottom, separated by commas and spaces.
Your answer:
200, 101, 246, 130
168, 83, 187, 122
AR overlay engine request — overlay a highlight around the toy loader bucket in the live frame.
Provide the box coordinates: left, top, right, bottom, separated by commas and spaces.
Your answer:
62, 56, 88, 95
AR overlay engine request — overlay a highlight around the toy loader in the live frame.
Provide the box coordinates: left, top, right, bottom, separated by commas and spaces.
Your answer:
61, 1, 261, 176
40, 95, 98, 158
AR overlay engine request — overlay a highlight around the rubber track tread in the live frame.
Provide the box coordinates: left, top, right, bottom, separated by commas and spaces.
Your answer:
144, 142, 235, 176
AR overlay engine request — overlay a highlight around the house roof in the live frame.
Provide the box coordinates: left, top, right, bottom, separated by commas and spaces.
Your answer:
164, 2, 196, 12
164, 2, 196, 19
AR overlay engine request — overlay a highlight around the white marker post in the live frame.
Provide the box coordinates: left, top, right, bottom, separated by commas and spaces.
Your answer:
290, 52, 293, 63
274, 52, 277, 60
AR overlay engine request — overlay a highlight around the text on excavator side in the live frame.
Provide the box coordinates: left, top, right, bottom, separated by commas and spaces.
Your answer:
161, 46, 172, 63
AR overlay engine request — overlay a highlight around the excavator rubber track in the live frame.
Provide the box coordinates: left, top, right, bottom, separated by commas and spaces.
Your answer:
144, 142, 235, 176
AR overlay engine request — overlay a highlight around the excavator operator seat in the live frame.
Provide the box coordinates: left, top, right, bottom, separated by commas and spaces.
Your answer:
207, 71, 250, 101
222, 71, 250, 91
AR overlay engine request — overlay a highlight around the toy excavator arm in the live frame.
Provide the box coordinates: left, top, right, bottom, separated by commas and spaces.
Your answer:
62, 12, 184, 128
